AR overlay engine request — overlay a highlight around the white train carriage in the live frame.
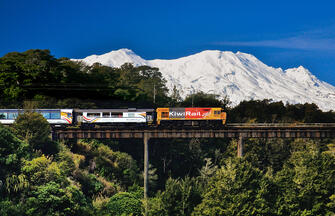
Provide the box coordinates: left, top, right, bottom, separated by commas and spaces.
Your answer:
75, 108, 154, 125
0, 109, 73, 125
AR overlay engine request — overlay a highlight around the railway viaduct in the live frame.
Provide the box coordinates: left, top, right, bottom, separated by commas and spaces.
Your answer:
52, 123, 335, 215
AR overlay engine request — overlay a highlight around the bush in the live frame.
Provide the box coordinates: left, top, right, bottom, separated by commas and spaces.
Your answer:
0, 125, 30, 181
22, 155, 67, 186
12, 111, 58, 154
107, 191, 143, 216
0, 199, 24, 216
25, 181, 92, 216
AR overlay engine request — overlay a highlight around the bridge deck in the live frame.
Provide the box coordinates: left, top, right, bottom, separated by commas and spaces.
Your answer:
53, 123, 335, 139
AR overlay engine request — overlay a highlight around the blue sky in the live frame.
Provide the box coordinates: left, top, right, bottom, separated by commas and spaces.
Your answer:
1, 0, 335, 85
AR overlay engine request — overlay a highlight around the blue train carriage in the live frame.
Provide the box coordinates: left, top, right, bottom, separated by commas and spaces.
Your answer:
75, 108, 155, 126
0, 109, 73, 125
0, 109, 19, 124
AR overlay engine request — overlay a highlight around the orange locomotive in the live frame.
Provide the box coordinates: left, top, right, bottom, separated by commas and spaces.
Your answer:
156, 107, 227, 127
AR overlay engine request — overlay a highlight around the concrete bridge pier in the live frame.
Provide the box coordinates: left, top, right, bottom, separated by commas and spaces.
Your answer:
143, 132, 150, 216
237, 134, 244, 158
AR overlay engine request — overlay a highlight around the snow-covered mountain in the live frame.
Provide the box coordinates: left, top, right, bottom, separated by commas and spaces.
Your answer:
75, 49, 148, 67
73, 48, 335, 111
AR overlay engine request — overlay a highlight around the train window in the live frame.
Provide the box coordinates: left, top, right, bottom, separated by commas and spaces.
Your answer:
8, 112, 18, 119
87, 113, 101, 117
50, 112, 61, 119
217, 111, 221, 114
103, 112, 110, 117
0, 112, 7, 119
162, 112, 169, 118
128, 113, 135, 118
41, 112, 51, 119
111, 113, 123, 118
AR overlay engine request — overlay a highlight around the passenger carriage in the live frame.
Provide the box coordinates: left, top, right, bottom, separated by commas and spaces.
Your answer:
74, 108, 155, 127
0, 109, 73, 125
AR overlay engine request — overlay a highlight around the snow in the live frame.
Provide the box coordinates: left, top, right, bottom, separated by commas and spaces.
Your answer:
72, 49, 148, 68
73, 49, 335, 111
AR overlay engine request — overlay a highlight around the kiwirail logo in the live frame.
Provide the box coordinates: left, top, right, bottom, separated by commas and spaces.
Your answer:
169, 111, 185, 118
185, 111, 201, 117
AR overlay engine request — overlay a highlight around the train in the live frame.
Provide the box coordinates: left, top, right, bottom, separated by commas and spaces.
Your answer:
0, 107, 227, 127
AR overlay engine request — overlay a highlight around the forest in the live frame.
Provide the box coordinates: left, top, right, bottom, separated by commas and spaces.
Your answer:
1, 49, 335, 215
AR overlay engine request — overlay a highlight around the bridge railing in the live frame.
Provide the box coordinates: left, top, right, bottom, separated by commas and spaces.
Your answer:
227, 123, 335, 127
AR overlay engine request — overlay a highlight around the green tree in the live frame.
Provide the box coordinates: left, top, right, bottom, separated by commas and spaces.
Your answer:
21, 155, 67, 186
197, 158, 218, 190
228, 99, 335, 123
135, 65, 169, 106
274, 148, 335, 215
229, 138, 292, 172
182, 91, 229, 108
0, 49, 172, 108
107, 188, 143, 216
74, 140, 140, 189
192, 158, 275, 216
169, 85, 183, 106
113, 63, 169, 105
73, 170, 104, 198
12, 111, 58, 154
149, 177, 202, 216
0, 49, 62, 101
94, 144, 140, 188
0, 125, 30, 182
5, 174, 29, 195
24, 181, 91, 216
0, 199, 24, 216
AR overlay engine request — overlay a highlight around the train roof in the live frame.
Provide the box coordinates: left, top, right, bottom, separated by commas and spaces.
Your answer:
74, 108, 155, 112
0, 109, 72, 112
156, 107, 223, 109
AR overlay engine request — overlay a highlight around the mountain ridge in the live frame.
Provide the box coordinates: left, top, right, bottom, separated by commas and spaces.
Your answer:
72, 49, 335, 111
